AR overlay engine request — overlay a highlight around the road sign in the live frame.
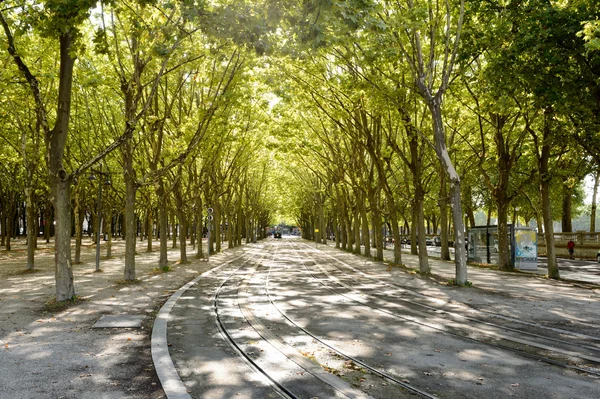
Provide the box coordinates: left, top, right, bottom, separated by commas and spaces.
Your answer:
208, 215, 214, 221
315, 229, 319, 233
208, 207, 213, 213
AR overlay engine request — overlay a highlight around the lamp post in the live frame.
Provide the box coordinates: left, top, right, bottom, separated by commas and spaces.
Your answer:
89, 164, 111, 272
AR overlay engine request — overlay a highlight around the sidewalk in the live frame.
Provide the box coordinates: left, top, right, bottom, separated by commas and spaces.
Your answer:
380, 246, 600, 286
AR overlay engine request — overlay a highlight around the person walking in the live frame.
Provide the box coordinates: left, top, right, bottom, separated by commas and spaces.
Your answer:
567, 239, 575, 259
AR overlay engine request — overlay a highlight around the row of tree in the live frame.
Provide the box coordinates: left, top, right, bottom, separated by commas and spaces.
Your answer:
0, 0, 282, 301
1, 1, 600, 300
274, 0, 600, 281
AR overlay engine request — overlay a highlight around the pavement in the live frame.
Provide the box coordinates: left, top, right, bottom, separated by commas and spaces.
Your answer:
1, 237, 599, 398
381, 244, 600, 285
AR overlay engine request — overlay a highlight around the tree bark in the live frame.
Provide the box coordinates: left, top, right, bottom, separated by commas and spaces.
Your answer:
123, 135, 137, 281
430, 100, 466, 284
497, 201, 512, 271
73, 185, 83, 265
25, 186, 36, 269
439, 167, 451, 261
49, 33, 77, 300
561, 181, 573, 233
157, 179, 169, 268
592, 171, 599, 233
540, 110, 559, 279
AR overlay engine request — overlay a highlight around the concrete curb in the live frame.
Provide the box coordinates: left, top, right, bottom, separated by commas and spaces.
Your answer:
151, 252, 247, 399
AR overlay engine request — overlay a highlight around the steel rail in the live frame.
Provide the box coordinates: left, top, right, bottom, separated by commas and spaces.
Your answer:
290, 241, 600, 377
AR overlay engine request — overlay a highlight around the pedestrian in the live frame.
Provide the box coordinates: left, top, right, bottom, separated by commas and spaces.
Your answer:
567, 239, 575, 259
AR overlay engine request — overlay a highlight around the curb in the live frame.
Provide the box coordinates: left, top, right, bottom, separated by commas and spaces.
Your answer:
151, 251, 247, 399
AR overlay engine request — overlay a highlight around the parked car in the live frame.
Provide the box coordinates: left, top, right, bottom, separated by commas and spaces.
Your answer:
425, 236, 434, 246
274, 231, 282, 239
433, 236, 441, 246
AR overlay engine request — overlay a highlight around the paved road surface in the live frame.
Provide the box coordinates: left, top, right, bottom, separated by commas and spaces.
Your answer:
156, 237, 600, 398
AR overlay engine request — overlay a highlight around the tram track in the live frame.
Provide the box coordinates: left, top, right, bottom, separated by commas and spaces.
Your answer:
262, 246, 440, 399
290, 241, 600, 378
300, 242, 600, 344
213, 243, 380, 399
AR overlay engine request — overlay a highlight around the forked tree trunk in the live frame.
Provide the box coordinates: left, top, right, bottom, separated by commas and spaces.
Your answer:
430, 101, 466, 284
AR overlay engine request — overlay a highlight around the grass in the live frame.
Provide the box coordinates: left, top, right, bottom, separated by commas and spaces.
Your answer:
149, 266, 172, 275
447, 279, 473, 287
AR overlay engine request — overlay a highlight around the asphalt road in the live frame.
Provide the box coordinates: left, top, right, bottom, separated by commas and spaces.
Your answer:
163, 237, 600, 399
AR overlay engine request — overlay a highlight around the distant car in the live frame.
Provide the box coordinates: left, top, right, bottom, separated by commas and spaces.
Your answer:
433, 236, 441, 246
274, 232, 282, 239
426, 237, 434, 246
597, 250, 600, 263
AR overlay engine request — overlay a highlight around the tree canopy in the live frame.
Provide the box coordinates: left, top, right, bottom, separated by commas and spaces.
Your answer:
1, 0, 599, 300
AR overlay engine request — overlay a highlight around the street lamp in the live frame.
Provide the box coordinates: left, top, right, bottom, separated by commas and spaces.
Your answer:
89, 164, 111, 272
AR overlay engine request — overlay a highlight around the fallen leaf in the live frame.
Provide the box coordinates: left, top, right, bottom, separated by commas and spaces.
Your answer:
424, 372, 433, 376
511, 383, 520, 387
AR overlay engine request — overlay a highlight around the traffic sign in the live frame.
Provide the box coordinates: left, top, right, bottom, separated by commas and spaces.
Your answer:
208, 215, 214, 221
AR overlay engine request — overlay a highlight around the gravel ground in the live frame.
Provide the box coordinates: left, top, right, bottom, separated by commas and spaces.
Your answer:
0, 236, 229, 399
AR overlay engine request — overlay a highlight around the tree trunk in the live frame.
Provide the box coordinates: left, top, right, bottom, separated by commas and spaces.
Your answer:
44, 204, 51, 243
157, 179, 169, 268
561, 182, 573, 233
25, 186, 36, 270
147, 205, 153, 252
373, 209, 383, 261
497, 200, 512, 271
416, 193, 429, 273
592, 171, 598, 233
360, 205, 370, 257
540, 111, 559, 279
353, 210, 361, 255
73, 186, 83, 265
178, 210, 187, 263
430, 100, 466, 284
48, 33, 77, 301
123, 136, 137, 281
215, 200, 221, 252
439, 168, 451, 260
105, 213, 113, 258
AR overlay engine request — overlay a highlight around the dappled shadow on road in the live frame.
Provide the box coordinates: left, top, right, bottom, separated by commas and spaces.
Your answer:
164, 237, 600, 398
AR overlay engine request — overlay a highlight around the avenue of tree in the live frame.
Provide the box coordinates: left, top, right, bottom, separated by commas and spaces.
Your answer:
0, 1, 599, 301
